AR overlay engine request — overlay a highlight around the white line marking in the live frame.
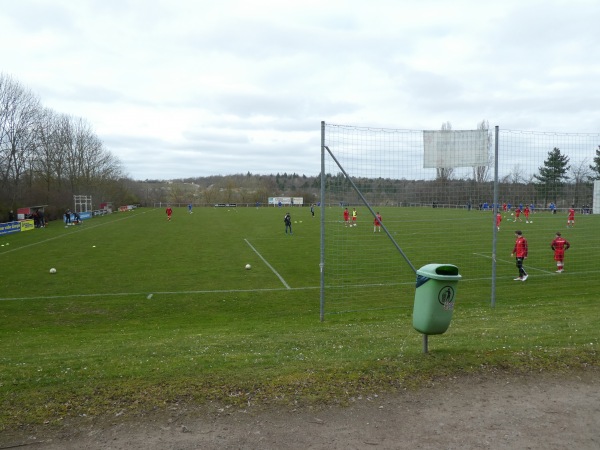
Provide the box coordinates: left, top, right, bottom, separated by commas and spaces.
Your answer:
1, 270, 595, 302
0, 286, 319, 302
473, 252, 555, 274
0, 211, 148, 255
245, 238, 291, 289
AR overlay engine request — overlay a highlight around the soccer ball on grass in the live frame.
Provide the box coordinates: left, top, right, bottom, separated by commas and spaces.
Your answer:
245, 264, 251, 270
49, 268, 57, 274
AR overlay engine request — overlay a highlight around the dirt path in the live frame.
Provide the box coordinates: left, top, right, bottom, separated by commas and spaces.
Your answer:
3, 371, 599, 449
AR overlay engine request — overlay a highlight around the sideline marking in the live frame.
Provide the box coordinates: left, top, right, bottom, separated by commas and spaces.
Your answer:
0, 210, 149, 256
473, 252, 555, 275
245, 238, 291, 289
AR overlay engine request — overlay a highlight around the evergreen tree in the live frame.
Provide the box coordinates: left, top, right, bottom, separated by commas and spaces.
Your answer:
533, 147, 570, 205
589, 145, 600, 180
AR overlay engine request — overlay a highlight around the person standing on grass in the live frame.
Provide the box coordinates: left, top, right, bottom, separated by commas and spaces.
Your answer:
352, 208, 357, 226
373, 212, 382, 232
166, 206, 173, 221
524, 205, 531, 223
511, 230, 528, 281
551, 232, 570, 273
567, 206, 575, 227
284, 212, 292, 234
496, 212, 502, 231
343, 207, 350, 226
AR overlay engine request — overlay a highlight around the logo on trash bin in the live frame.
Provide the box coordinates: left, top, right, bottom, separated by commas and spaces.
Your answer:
438, 286, 455, 310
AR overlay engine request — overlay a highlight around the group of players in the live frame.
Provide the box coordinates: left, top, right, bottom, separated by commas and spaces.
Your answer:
342, 204, 574, 282
511, 230, 571, 282
343, 207, 383, 232
496, 204, 576, 231
167, 203, 574, 279
496, 202, 574, 281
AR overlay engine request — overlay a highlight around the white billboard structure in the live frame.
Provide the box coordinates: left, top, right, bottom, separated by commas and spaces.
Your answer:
423, 129, 489, 168
268, 197, 304, 206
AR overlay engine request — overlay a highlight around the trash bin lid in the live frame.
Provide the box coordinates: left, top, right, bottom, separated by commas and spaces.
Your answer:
416, 263, 462, 280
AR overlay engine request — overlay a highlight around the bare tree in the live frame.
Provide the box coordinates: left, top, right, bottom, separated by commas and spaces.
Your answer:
472, 120, 492, 183
508, 165, 527, 184
0, 74, 41, 205
31, 108, 63, 200
569, 158, 592, 206
202, 186, 218, 205
435, 121, 454, 182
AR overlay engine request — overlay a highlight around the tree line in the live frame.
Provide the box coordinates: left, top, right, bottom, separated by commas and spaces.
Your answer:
0, 73, 132, 221
3, 73, 599, 222
129, 150, 599, 210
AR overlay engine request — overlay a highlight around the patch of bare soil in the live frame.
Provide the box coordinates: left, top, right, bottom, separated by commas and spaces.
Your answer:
2, 371, 599, 450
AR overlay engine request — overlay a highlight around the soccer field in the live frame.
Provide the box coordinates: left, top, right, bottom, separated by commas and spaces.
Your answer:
322, 204, 600, 314
0, 206, 598, 429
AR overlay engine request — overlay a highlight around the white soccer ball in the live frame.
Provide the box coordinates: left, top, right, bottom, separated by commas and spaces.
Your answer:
245, 264, 251, 270
49, 268, 57, 274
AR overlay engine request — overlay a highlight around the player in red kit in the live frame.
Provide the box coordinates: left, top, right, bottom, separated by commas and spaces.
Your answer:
373, 212, 382, 232
513, 206, 522, 222
343, 207, 350, 226
511, 230, 528, 281
551, 232, 570, 273
567, 206, 575, 227
166, 206, 173, 221
524, 206, 531, 223
496, 212, 502, 231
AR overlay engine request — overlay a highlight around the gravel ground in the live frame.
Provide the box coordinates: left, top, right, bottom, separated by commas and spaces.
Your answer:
2, 371, 599, 450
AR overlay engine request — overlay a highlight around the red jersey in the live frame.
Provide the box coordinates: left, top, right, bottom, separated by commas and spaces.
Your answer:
524, 207, 530, 217
550, 236, 571, 253
374, 214, 382, 226
496, 214, 502, 226
343, 209, 349, 221
513, 236, 528, 258
568, 208, 575, 219
166, 207, 173, 216
514, 208, 521, 217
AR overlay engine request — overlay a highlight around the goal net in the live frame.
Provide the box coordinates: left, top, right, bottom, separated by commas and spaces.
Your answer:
320, 122, 600, 319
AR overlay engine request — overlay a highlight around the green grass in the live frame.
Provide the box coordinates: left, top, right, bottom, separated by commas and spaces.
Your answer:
0, 206, 598, 430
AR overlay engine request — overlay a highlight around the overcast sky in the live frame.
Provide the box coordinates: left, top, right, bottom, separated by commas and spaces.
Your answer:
2, 0, 599, 180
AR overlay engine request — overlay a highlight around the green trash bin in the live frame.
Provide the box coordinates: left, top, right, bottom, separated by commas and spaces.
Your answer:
413, 264, 461, 335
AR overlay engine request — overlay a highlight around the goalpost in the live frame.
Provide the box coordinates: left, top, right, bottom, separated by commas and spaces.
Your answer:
74, 195, 93, 213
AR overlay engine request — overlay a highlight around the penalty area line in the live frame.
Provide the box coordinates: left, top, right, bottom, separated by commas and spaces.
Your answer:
244, 239, 291, 289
